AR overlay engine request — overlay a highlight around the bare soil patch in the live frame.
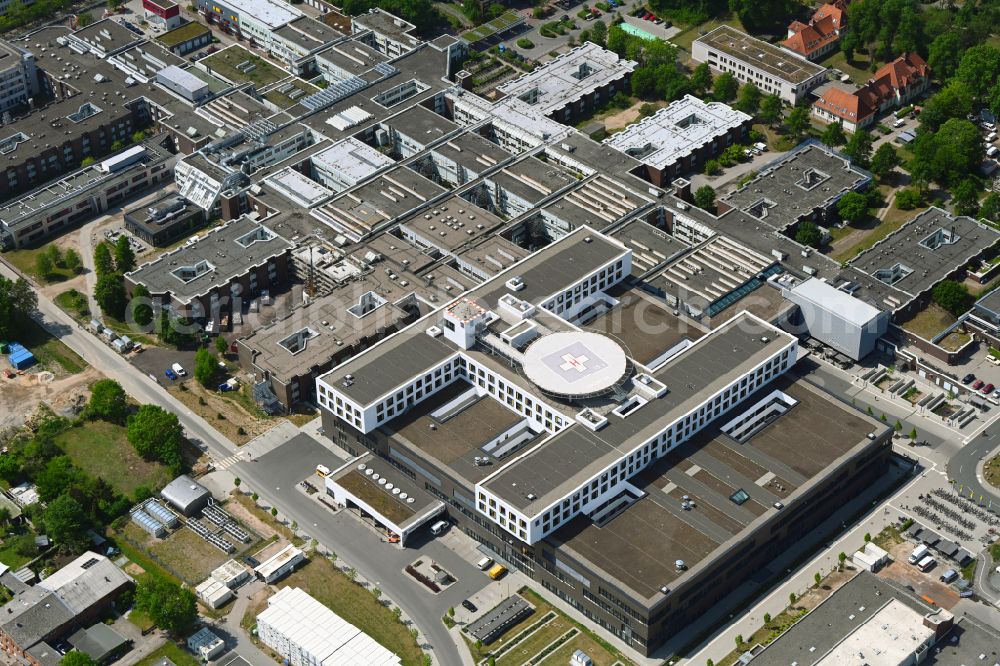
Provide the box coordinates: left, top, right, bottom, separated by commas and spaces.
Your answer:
0, 366, 101, 430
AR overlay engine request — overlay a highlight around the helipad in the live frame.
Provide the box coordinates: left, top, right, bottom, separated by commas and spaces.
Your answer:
522, 331, 629, 398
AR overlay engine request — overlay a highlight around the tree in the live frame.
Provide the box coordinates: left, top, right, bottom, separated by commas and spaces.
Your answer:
694, 185, 716, 211
820, 122, 846, 147
77, 12, 94, 27
735, 83, 761, 115
94, 273, 127, 320
713, 72, 738, 102
61, 652, 98, 666
127, 405, 184, 472
956, 44, 1000, 99
590, 19, 606, 48
44, 493, 90, 552
814, 572, 822, 586
271, 507, 278, 517
85, 379, 128, 424
130, 283, 153, 328
843, 129, 873, 167
35, 252, 53, 280
981, 193, 1000, 222
728, 0, 791, 34
704, 159, 722, 176
864, 532, 871, 542
870, 144, 901, 182
690, 62, 712, 93
953, 179, 980, 217
64, 248, 82, 274
789, 592, 796, 604
194, 347, 217, 387
919, 81, 974, 132
928, 32, 962, 81
837, 192, 869, 224
763, 612, 771, 624
234, 477, 241, 489
894, 419, 903, 432
759, 94, 782, 125
114, 236, 135, 273
0, 275, 36, 342
912, 119, 983, 186
735, 634, 744, 647
909, 427, 917, 440
94, 242, 115, 276
135, 578, 197, 635
895, 188, 923, 210
795, 220, 822, 248
215, 337, 229, 355
932, 280, 973, 317
786, 106, 810, 138
838, 551, 847, 566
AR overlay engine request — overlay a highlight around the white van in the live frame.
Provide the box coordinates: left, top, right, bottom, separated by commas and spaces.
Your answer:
917, 555, 936, 572
893, 117, 906, 128
476, 556, 495, 571
171, 362, 187, 376
908, 544, 929, 564
430, 520, 449, 536
988, 145, 1000, 158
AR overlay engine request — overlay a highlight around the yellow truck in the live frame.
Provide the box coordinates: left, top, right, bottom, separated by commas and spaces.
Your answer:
488, 564, 508, 580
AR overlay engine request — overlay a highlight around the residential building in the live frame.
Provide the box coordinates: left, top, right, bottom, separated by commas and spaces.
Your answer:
813, 53, 930, 131
194, 0, 302, 47
692, 25, 828, 104
0, 41, 37, 113
0, 553, 132, 666
780, 3, 846, 61
142, 0, 182, 31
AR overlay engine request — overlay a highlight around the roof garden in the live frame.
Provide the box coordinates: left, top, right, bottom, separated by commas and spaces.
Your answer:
157, 22, 210, 48
335, 469, 416, 524
201, 46, 286, 87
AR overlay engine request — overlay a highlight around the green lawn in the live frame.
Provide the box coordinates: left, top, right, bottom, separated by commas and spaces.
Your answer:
263, 79, 320, 109
672, 16, 745, 52
55, 289, 90, 320
0, 525, 40, 570
14, 316, 87, 374
823, 50, 878, 85
2, 246, 75, 283
56, 420, 172, 498
901, 304, 957, 341
136, 641, 200, 666
201, 46, 286, 87
278, 557, 424, 666
156, 21, 210, 48
831, 209, 914, 263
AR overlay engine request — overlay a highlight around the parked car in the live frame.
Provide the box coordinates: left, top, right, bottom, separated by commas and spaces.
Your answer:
462, 599, 478, 612
983, 383, 995, 394
962, 373, 976, 384
165, 368, 178, 380
171, 362, 187, 376
940, 569, 959, 583
973, 379, 984, 389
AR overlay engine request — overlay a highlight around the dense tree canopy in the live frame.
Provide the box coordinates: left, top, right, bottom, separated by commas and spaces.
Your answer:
135, 578, 198, 635
114, 236, 135, 274
43, 493, 91, 553
194, 347, 217, 387
932, 280, 974, 317
795, 221, 823, 248
728, 0, 793, 34
820, 122, 847, 147
85, 379, 129, 424
870, 144, 901, 182
911, 119, 983, 186
837, 192, 869, 224
0, 276, 36, 341
694, 185, 716, 211
955, 45, 1000, 99
61, 652, 98, 666
94, 242, 115, 277
127, 405, 184, 473
94, 273, 127, 320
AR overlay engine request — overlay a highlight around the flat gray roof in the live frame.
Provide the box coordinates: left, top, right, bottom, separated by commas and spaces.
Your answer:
430, 131, 511, 174
322, 229, 628, 405
848, 207, 1000, 300
385, 105, 458, 144
753, 571, 1000, 665
721, 143, 870, 231
695, 25, 826, 84
127, 217, 294, 304
482, 315, 793, 515
553, 375, 883, 599
400, 197, 503, 252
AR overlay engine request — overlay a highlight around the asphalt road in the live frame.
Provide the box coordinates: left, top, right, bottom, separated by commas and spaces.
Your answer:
230, 434, 489, 666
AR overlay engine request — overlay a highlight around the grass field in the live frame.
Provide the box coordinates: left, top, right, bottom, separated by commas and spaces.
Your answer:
57, 420, 171, 498
264, 79, 319, 109
54, 289, 90, 320
136, 641, 200, 666
2, 246, 75, 283
144, 524, 233, 584
671, 16, 744, 52
830, 208, 914, 263
15, 316, 87, 374
901, 304, 957, 341
278, 557, 424, 666
467, 589, 631, 666
202, 46, 285, 87
986, 454, 1000, 490
0, 525, 40, 570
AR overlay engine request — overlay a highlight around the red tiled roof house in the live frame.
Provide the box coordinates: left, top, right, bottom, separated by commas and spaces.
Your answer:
812, 53, 930, 132
781, 4, 846, 61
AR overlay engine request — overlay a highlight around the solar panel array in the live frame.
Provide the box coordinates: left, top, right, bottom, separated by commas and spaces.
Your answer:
188, 517, 235, 553
203, 504, 252, 543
